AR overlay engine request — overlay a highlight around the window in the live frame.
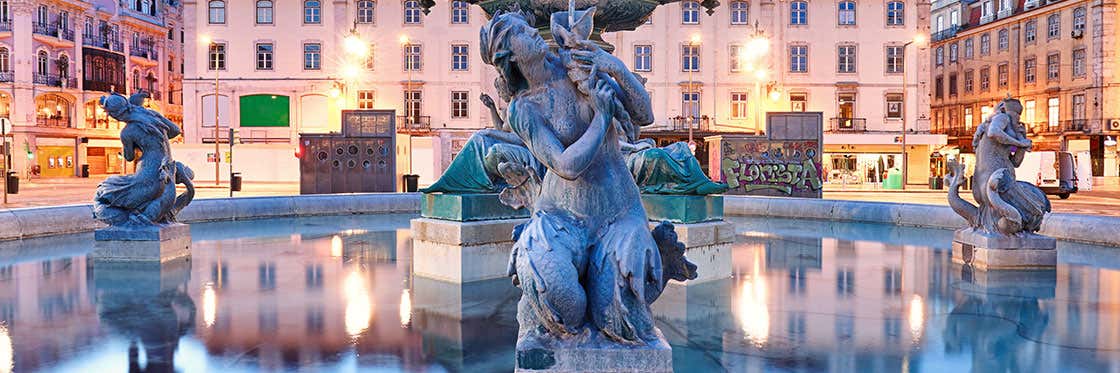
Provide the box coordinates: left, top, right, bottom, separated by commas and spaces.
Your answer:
730, 1, 748, 25
404, 43, 422, 71
304, 0, 321, 24
790, 93, 807, 111
1073, 48, 1086, 77
885, 46, 903, 73
451, 44, 468, 71
1025, 19, 1037, 43
634, 45, 652, 72
682, 44, 699, 72
936, 15, 944, 32
1023, 100, 1035, 124
37, 51, 48, 75
0, 1, 9, 23
404, 89, 422, 119
979, 67, 990, 91
0, 48, 8, 72
951, 9, 960, 27
208, 43, 225, 70
949, 43, 958, 62
451, 90, 469, 119
1047, 97, 1059, 128
998, 63, 1008, 88
949, 73, 958, 96
789, 45, 807, 72
934, 75, 943, 99
837, 45, 855, 73
358, 90, 375, 109
886, 1, 904, 26
303, 43, 321, 70
451, 1, 469, 24
964, 107, 974, 128
404, 0, 422, 24
1047, 13, 1060, 39
1047, 53, 1059, 80
981, 105, 992, 121
935, 47, 944, 66
256, 0, 273, 24
681, 91, 700, 119
886, 94, 903, 119
356, 0, 374, 24
790, 1, 807, 25
729, 45, 743, 72
1073, 7, 1086, 32
964, 38, 974, 59
256, 43, 273, 70
838, 1, 855, 25
132, 69, 140, 90
964, 70, 974, 92
980, 33, 990, 55
682, 1, 699, 24
208, 0, 225, 24
1024, 58, 1036, 83
731, 92, 748, 119
1073, 94, 1086, 125
998, 29, 1008, 51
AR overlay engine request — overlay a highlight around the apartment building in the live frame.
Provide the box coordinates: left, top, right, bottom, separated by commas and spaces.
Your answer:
1, 0, 183, 179
930, 0, 1120, 179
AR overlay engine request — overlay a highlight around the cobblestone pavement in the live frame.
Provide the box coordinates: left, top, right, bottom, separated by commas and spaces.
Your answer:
3, 177, 1120, 217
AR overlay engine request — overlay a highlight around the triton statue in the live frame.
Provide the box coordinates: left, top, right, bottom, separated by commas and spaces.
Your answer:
93, 92, 195, 228
476, 7, 697, 358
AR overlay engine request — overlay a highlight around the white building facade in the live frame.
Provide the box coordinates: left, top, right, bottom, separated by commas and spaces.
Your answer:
1, 0, 183, 179
183, 0, 939, 187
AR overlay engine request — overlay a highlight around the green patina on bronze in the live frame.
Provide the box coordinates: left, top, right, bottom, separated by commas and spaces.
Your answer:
641, 194, 723, 224
421, 193, 529, 222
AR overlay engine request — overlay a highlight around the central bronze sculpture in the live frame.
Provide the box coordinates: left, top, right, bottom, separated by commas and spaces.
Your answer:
468, 7, 697, 370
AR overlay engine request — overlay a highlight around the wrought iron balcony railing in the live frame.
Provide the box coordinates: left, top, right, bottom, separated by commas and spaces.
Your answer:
397, 115, 432, 133
0, 21, 11, 32
828, 117, 867, 132
130, 47, 158, 60
666, 115, 712, 132
83, 34, 124, 52
931, 26, 961, 42
36, 116, 71, 128
32, 22, 74, 41
0, 71, 11, 83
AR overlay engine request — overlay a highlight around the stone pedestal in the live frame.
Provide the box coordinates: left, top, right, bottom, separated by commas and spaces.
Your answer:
91, 223, 191, 262
423, 193, 530, 221
952, 228, 1057, 270
641, 194, 723, 224
515, 332, 673, 373
414, 193, 528, 283
643, 194, 733, 285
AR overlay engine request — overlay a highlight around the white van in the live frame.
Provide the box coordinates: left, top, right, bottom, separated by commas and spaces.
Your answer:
1015, 151, 1078, 199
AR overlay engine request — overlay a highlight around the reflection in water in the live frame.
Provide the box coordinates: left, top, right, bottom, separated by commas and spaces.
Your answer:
1, 214, 1119, 372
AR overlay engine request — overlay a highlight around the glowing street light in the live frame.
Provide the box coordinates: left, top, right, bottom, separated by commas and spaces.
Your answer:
344, 34, 369, 58
341, 63, 361, 80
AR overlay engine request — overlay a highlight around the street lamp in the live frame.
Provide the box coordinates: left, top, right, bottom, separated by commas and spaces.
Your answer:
200, 35, 221, 186
900, 34, 926, 190
687, 33, 701, 150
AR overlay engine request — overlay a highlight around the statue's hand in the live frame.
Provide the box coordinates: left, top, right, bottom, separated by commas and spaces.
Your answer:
592, 80, 615, 118
571, 41, 624, 75
480, 93, 496, 109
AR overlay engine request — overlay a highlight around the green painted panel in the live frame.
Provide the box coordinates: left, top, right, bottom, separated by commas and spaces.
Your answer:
239, 94, 290, 127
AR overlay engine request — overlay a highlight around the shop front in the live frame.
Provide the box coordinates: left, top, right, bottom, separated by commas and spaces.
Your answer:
34, 140, 76, 178
823, 133, 947, 189
85, 139, 125, 176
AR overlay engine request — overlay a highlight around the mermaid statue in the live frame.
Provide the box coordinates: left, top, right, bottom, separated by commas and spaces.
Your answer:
945, 96, 1051, 238
93, 92, 195, 229
421, 9, 725, 197
475, 7, 698, 363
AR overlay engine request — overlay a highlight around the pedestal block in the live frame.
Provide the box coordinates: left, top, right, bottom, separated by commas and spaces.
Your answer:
515, 332, 673, 373
411, 217, 527, 283
91, 223, 191, 262
952, 228, 1057, 270
411, 277, 520, 372
641, 194, 723, 224
422, 193, 530, 221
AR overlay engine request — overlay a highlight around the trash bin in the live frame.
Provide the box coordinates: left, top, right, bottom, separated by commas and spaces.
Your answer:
5, 171, 17, 194
929, 176, 944, 190
882, 169, 903, 190
230, 172, 243, 192
403, 174, 420, 192
81, 164, 90, 178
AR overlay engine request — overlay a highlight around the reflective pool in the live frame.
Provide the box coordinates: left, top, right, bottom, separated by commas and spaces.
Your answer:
1, 214, 1119, 372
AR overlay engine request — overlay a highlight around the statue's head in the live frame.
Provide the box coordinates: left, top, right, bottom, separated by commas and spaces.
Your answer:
1001, 97, 1023, 117
481, 11, 547, 93
99, 93, 132, 120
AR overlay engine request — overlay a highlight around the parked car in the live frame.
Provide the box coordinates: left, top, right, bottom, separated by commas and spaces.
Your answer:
1015, 151, 1078, 199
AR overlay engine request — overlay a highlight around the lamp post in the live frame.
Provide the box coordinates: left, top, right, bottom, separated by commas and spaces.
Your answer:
687, 34, 700, 150
201, 35, 221, 186
900, 34, 925, 190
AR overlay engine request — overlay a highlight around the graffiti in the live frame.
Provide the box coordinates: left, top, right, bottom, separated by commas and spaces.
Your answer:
719, 139, 823, 198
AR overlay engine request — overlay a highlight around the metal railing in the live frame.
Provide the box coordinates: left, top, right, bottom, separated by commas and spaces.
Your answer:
36, 116, 71, 128
82, 34, 124, 52
667, 115, 712, 132
33, 74, 62, 87
828, 117, 867, 132
0, 71, 11, 83
32, 22, 74, 41
931, 26, 961, 42
397, 115, 432, 133
0, 22, 11, 32
130, 47, 158, 60
84, 80, 120, 93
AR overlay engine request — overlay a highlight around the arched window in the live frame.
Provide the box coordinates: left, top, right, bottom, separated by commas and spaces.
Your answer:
729, 1, 748, 25
37, 51, 49, 75
141, 0, 153, 16
790, 1, 807, 25
0, 47, 9, 72
304, 0, 321, 24
1073, 7, 1086, 31
208, 0, 225, 24
132, 69, 140, 92
356, 0, 374, 24
256, 0, 273, 24
886, 1, 905, 26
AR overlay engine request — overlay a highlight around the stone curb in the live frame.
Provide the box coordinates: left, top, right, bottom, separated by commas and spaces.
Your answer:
0, 193, 422, 241
725, 195, 1120, 247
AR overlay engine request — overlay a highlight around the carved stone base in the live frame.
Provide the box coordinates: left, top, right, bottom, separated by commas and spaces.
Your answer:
649, 220, 734, 284
411, 217, 526, 283
515, 331, 672, 373
641, 194, 723, 224
952, 228, 1057, 270
91, 223, 191, 262
422, 193, 530, 221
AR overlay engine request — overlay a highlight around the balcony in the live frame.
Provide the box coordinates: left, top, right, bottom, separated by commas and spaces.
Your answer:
32, 22, 74, 42
130, 47, 159, 61
828, 117, 867, 132
0, 71, 11, 83
1060, 119, 1089, 133
84, 80, 121, 93
666, 115, 712, 132
36, 116, 71, 128
83, 34, 124, 52
397, 115, 432, 134
33, 74, 77, 88
931, 26, 961, 42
